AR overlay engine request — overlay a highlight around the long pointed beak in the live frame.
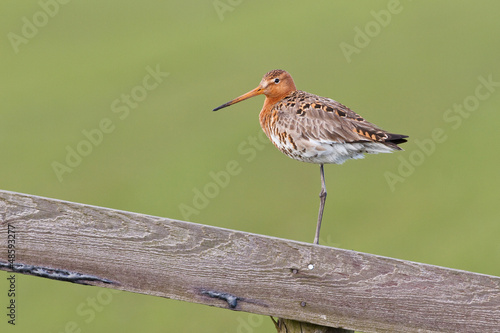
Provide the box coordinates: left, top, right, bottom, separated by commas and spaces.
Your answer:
213, 86, 264, 111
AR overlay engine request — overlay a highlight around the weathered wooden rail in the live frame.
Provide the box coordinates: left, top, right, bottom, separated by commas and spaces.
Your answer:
0, 190, 499, 332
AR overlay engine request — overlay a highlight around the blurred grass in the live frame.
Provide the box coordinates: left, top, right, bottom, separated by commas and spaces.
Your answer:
1, 0, 500, 332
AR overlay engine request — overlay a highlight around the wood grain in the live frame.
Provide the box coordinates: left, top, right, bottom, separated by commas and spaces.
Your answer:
0, 190, 499, 332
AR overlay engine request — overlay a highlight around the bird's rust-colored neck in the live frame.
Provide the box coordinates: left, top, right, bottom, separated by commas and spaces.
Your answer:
263, 95, 286, 111
259, 93, 292, 137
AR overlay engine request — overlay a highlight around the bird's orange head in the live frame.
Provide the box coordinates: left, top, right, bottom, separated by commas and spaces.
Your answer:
213, 69, 297, 111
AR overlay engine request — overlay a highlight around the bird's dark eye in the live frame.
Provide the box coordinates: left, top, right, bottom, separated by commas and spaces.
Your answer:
274, 78, 280, 84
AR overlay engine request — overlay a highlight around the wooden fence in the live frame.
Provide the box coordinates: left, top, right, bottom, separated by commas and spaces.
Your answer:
0, 190, 499, 332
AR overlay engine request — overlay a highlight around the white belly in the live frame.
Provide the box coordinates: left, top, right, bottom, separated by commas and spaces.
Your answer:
270, 133, 397, 165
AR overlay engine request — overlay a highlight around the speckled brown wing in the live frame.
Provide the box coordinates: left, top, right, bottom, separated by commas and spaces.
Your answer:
273, 90, 407, 148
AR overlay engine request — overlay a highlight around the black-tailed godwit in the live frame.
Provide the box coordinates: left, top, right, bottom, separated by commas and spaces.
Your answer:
213, 69, 407, 244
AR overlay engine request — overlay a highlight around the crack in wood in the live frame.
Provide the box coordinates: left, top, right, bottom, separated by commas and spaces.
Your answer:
200, 289, 240, 309
0, 261, 116, 285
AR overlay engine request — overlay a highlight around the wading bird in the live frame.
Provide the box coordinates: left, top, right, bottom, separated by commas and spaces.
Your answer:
213, 70, 407, 244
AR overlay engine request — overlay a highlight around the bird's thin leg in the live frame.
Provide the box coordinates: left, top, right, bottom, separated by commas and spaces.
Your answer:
314, 164, 327, 245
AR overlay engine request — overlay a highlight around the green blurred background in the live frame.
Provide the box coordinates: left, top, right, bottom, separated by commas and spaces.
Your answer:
1, 0, 499, 332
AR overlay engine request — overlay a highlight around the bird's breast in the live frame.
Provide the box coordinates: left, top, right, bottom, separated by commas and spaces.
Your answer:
259, 103, 315, 162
